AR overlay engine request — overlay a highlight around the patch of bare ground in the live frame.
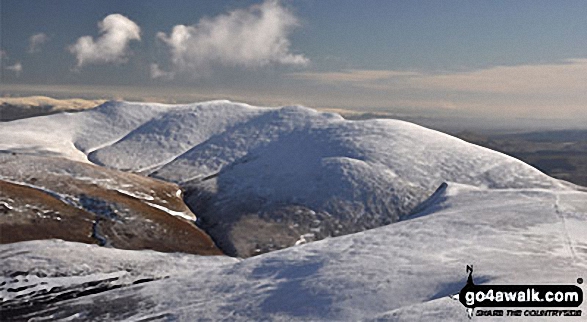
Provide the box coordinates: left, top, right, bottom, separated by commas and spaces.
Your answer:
0, 180, 95, 244
0, 154, 223, 255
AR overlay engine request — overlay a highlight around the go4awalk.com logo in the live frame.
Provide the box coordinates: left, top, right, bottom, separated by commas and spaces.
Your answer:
450, 265, 583, 319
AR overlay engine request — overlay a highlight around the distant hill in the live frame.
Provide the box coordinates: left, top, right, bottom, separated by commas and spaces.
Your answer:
0, 96, 104, 121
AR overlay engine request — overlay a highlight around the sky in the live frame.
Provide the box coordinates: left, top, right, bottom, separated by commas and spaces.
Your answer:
1, 0, 586, 123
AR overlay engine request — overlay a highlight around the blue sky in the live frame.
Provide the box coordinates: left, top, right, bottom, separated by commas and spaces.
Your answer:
1, 0, 586, 121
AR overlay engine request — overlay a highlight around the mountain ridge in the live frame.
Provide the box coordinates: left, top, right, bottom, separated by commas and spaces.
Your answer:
0, 100, 570, 256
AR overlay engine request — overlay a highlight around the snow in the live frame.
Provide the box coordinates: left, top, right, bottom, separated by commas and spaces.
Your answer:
144, 201, 196, 221
1, 100, 562, 192
0, 101, 170, 163
115, 189, 155, 201
2, 184, 585, 321
88, 100, 264, 172
1, 100, 565, 189
1, 100, 586, 319
0, 100, 572, 256
1, 271, 125, 303
0, 239, 236, 306
0, 176, 79, 207
0, 201, 14, 210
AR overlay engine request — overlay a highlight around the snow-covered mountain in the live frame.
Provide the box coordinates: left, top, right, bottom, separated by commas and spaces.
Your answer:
0, 100, 571, 256
1, 100, 586, 320
2, 183, 585, 321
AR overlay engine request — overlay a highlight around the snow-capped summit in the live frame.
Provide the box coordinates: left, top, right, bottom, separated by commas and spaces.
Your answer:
2, 100, 586, 321
0, 100, 569, 256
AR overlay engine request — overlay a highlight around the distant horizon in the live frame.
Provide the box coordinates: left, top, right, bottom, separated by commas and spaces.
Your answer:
1, 0, 586, 126
3, 91, 587, 134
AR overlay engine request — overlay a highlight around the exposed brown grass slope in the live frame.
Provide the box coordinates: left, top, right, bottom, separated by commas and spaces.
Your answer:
0, 153, 223, 255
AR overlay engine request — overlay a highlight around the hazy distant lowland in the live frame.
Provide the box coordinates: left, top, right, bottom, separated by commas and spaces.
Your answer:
0, 96, 105, 121
455, 130, 587, 187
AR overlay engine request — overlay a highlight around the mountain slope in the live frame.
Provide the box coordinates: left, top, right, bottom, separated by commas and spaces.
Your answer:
2, 100, 585, 320
88, 101, 264, 172
0, 153, 222, 255
0, 100, 570, 256
2, 184, 585, 321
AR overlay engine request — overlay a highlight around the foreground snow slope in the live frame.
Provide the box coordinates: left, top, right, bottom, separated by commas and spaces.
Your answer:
0, 101, 571, 256
2, 184, 585, 321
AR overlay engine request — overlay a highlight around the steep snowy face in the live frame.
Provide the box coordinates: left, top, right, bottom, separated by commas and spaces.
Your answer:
2, 185, 585, 321
148, 105, 565, 256
88, 101, 264, 172
0, 101, 167, 163
0, 101, 568, 256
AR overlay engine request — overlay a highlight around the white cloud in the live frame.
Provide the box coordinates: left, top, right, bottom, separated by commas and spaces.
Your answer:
287, 59, 587, 119
2, 49, 23, 77
292, 60, 587, 95
5, 62, 23, 76
150, 63, 174, 80
154, 0, 308, 79
69, 14, 141, 67
406, 59, 587, 95
28, 33, 50, 53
